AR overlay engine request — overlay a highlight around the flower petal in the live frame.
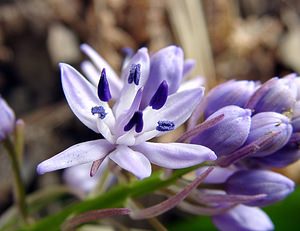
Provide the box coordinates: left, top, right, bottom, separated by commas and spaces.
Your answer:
37, 140, 115, 174
113, 48, 150, 119
60, 63, 99, 132
80, 60, 100, 87
109, 145, 151, 179
80, 44, 122, 98
132, 142, 216, 169
135, 88, 204, 143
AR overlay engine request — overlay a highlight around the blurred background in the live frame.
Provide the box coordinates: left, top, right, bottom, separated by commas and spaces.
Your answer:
1, 0, 300, 230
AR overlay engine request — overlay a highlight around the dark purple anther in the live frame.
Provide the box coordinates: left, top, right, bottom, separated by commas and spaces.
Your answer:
98, 68, 112, 102
156, 121, 175, 131
91, 106, 107, 119
124, 111, 144, 133
149, 80, 168, 110
128, 64, 141, 85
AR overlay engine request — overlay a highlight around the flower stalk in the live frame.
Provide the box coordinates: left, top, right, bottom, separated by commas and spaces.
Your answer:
3, 137, 28, 224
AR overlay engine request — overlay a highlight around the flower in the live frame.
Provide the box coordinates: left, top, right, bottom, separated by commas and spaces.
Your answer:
37, 45, 217, 179
0, 96, 15, 141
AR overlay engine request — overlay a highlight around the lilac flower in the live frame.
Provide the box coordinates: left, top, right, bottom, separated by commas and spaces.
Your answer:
212, 205, 274, 231
0, 96, 15, 141
201, 80, 258, 118
225, 170, 295, 207
37, 45, 216, 179
245, 112, 292, 157
191, 105, 252, 156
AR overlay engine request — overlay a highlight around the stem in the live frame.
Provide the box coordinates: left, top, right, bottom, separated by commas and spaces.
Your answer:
3, 138, 28, 224
22, 163, 208, 231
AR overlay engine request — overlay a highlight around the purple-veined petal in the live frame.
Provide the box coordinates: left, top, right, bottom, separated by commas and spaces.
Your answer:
113, 48, 150, 119
60, 63, 115, 133
80, 60, 99, 87
60, 63, 99, 132
132, 142, 216, 169
114, 88, 143, 137
136, 88, 204, 143
212, 205, 274, 231
141, 46, 184, 108
37, 140, 115, 174
109, 145, 151, 179
80, 44, 122, 98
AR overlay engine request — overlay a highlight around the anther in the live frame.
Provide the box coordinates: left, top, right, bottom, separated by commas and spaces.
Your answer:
149, 80, 168, 110
98, 68, 112, 102
156, 120, 175, 132
124, 111, 144, 133
91, 106, 107, 119
128, 64, 141, 85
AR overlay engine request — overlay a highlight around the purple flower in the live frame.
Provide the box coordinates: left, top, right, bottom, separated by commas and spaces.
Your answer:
191, 105, 252, 156
37, 45, 216, 179
212, 205, 274, 231
246, 77, 296, 114
245, 112, 292, 157
0, 96, 15, 141
225, 170, 295, 207
202, 80, 258, 118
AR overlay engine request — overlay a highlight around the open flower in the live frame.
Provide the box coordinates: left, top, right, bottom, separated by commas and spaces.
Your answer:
37, 45, 216, 179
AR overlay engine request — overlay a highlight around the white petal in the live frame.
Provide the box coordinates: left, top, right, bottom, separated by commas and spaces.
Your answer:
132, 142, 216, 169
113, 48, 150, 119
60, 63, 99, 132
80, 60, 100, 87
80, 44, 122, 98
109, 145, 151, 179
37, 140, 115, 174
135, 88, 204, 143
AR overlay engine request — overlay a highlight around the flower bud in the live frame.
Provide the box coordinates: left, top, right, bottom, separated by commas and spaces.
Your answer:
245, 112, 292, 157
212, 205, 274, 231
191, 106, 251, 156
253, 143, 300, 168
0, 96, 15, 141
225, 170, 295, 207
246, 77, 296, 114
141, 46, 184, 109
202, 80, 257, 118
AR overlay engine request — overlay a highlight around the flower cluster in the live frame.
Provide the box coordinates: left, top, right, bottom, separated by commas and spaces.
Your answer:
36, 44, 299, 231
37, 44, 216, 179
182, 76, 299, 230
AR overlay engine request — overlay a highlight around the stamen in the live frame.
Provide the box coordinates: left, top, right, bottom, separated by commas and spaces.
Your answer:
156, 120, 175, 132
149, 80, 168, 110
98, 68, 112, 102
124, 111, 144, 133
128, 64, 141, 85
91, 106, 107, 119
